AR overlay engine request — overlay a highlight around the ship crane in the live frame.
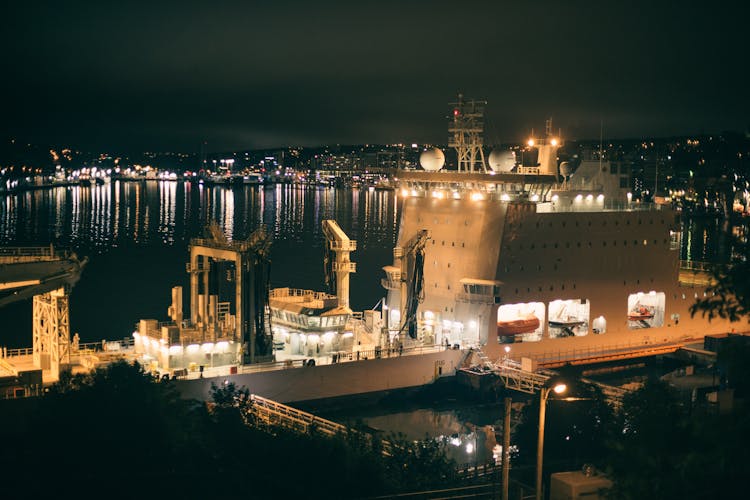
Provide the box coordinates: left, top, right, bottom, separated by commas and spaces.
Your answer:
322, 220, 356, 312
184, 224, 274, 364
396, 229, 430, 340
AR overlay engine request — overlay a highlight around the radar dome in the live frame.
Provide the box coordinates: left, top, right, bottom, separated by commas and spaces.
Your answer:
488, 149, 516, 172
419, 148, 445, 171
559, 161, 573, 177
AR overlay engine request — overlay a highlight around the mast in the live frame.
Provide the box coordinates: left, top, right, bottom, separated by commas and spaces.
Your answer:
448, 94, 487, 173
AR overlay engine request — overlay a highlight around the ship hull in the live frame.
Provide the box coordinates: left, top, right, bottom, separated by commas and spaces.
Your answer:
387, 193, 738, 363
174, 349, 467, 404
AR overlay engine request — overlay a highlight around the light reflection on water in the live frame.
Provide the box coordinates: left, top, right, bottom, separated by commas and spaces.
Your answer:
326, 403, 507, 465
0, 181, 735, 345
0, 181, 399, 346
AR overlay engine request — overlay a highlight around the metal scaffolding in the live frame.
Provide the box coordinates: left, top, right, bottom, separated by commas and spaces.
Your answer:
32, 287, 70, 381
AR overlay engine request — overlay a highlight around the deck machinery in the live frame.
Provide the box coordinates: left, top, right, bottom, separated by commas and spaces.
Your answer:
134, 226, 273, 373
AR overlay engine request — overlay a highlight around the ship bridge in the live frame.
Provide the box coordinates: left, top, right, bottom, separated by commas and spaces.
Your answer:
394, 169, 557, 202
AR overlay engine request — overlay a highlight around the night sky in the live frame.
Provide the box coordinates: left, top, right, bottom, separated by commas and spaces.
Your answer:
2, 1, 748, 152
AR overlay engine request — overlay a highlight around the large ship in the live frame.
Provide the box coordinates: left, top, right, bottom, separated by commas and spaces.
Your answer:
2, 97, 737, 404
380, 95, 734, 363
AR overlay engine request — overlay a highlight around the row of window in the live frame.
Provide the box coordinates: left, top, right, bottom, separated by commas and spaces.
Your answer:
508, 238, 669, 251
510, 217, 667, 229
270, 309, 347, 329
432, 240, 466, 247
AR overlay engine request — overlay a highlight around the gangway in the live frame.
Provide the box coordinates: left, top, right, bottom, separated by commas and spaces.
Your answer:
472, 349, 629, 408
244, 394, 499, 478
248, 394, 350, 438
245, 394, 393, 455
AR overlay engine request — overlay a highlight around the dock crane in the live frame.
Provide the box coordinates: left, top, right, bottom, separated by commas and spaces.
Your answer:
322, 220, 356, 312
397, 229, 430, 339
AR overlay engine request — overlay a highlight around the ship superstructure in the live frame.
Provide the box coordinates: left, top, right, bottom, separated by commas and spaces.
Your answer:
383, 97, 733, 361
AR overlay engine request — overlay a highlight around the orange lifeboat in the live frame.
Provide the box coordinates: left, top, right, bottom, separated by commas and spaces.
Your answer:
497, 315, 540, 337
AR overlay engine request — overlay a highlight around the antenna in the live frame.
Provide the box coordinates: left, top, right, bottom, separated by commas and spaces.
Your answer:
599, 120, 603, 171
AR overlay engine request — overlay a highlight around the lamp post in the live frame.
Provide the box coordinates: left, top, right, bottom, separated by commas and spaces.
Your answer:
536, 382, 567, 500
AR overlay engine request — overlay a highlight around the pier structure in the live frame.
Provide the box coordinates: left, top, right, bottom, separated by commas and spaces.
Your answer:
0, 246, 86, 385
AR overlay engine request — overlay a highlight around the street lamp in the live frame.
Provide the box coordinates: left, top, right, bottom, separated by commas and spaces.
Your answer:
536, 381, 567, 500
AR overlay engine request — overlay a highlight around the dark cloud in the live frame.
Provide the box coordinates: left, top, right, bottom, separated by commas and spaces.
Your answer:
2, 1, 748, 152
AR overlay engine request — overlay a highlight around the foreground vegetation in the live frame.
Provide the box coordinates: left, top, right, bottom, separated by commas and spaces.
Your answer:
3, 337, 750, 499
0, 361, 456, 499
512, 349, 750, 499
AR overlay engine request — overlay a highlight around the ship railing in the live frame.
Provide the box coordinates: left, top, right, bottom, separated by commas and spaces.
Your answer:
329, 241, 357, 252
331, 344, 447, 363
1, 337, 132, 359
0, 245, 69, 263
332, 261, 357, 272
1, 347, 34, 358
238, 359, 308, 374
536, 200, 664, 213
270, 288, 337, 301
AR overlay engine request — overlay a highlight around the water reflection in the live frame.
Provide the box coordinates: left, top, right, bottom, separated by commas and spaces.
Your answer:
0, 182, 400, 344
0, 182, 399, 254
327, 403, 507, 465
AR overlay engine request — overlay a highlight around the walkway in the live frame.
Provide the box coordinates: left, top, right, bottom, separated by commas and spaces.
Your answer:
472, 350, 630, 408
245, 393, 499, 480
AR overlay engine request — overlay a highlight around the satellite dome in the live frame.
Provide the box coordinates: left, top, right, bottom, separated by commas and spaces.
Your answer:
488, 149, 516, 172
559, 161, 573, 177
419, 148, 445, 171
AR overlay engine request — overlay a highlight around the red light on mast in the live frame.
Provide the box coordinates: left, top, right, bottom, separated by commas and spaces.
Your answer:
453, 109, 460, 116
